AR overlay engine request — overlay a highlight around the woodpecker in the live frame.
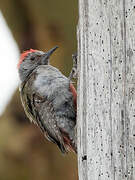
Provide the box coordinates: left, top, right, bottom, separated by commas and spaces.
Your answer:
18, 46, 77, 153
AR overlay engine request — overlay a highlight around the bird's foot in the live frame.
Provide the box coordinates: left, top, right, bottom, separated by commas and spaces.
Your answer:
69, 53, 78, 80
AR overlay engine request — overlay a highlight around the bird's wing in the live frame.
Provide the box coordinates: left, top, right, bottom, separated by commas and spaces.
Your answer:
20, 77, 67, 153
32, 93, 66, 153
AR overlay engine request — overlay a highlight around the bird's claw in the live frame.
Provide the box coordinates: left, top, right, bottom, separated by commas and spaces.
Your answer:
69, 53, 78, 80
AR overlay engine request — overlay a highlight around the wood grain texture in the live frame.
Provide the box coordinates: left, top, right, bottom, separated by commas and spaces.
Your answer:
77, 0, 135, 179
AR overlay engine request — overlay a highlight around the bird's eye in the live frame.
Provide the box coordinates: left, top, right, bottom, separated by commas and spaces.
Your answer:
31, 57, 35, 61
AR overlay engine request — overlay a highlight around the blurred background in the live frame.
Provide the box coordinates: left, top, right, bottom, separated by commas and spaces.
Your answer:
0, 0, 78, 180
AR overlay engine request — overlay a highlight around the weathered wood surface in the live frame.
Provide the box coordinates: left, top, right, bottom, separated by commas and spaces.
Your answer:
77, 0, 135, 179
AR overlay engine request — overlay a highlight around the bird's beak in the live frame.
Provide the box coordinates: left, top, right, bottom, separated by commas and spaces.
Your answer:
41, 46, 58, 65
46, 46, 58, 58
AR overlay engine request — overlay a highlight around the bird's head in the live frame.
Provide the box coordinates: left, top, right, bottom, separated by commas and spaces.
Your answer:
18, 46, 58, 82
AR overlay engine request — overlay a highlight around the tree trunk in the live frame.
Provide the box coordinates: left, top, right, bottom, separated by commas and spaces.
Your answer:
77, 0, 135, 179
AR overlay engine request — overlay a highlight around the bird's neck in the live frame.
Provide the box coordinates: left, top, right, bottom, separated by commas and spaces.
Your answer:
18, 65, 36, 83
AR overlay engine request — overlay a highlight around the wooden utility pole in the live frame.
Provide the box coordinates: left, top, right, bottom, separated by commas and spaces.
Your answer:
77, 0, 135, 179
